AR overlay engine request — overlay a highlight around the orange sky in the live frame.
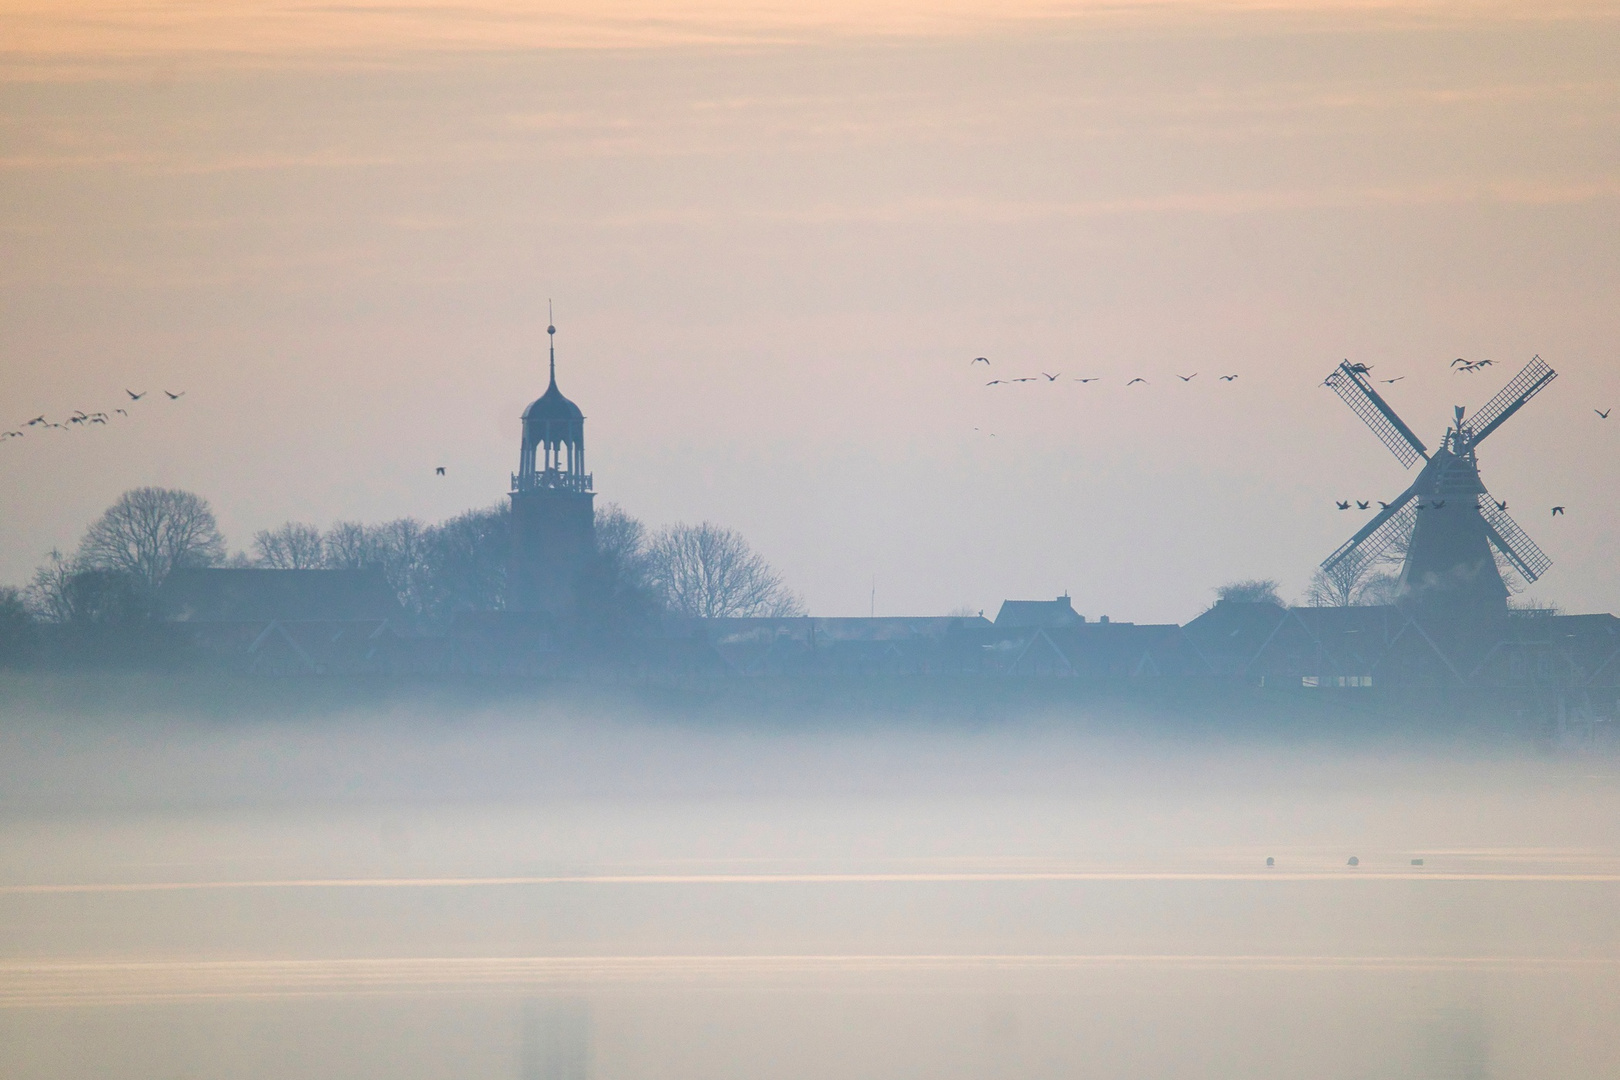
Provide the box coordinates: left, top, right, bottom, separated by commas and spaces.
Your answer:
2, 0, 1618, 618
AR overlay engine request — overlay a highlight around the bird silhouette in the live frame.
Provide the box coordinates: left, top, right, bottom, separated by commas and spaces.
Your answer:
1450, 358, 1469, 368
1336, 500, 1351, 510
1379, 501, 1391, 509
1075, 377, 1100, 383
1126, 378, 1147, 385
1431, 500, 1446, 509
1347, 362, 1371, 373
1218, 375, 1237, 382
1, 431, 21, 439
1474, 359, 1494, 368
972, 357, 990, 365
1041, 372, 1060, 382
125, 390, 145, 400
115, 408, 128, 416
1380, 377, 1404, 384
1177, 373, 1197, 382
985, 379, 1005, 386
164, 390, 185, 399
1356, 500, 1369, 510
1597, 409, 1611, 419
26, 416, 44, 426
435, 467, 446, 476
71, 411, 87, 419
1552, 506, 1566, 516
90, 416, 106, 424
1011, 377, 1037, 383
1495, 500, 1508, 511
69, 416, 85, 425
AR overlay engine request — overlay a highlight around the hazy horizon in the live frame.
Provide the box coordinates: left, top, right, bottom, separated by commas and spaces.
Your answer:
3, 0, 1618, 622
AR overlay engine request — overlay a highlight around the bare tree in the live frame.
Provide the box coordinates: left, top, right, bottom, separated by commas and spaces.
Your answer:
77, 487, 226, 588
25, 549, 78, 622
323, 518, 428, 614
252, 522, 325, 569
646, 521, 804, 618
1215, 579, 1285, 607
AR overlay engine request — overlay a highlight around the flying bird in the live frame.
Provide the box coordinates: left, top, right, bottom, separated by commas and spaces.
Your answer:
1356, 500, 1369, 510
71, 411, 87, 419
1495, 500, 1508, 511
1, 431, 21, 439
1380, 377, 1404, 384
1474, 359, 1494, 368
115, 408, 128, 416
1041, 372, 1061, 382
26, 416, 45, 426
1347, 362, 1371, 374
1597, 409, 1611, 419
1177, 373, 1197, 382
1336, 500, 1351, 510
1379, 501, 1391, 509
90, 416, 106, 424
1552, 506, 1566, 516
1126, 378, 1147, 385
1431, 500, 1446, 509
1011, 377, 1037, 383
1075, 377, 1100, 383
985, 379, 1005, 386
971, 357, 990, 365
125, 390, 145, 400
435, 467, 446, 476
1218, 375, 1237, 382
164, 390, 185, 399
1450, 358, 1469, 368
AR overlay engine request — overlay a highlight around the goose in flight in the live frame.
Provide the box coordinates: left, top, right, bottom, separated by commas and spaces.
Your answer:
1380, 377, 1404, 384
1336, 500, 1351, 510
1597, 409, 1611, 419
1552, 506, 1566, 516
164, 390, 185, 399
1218, 375, 1237, 382
1356, 500, 1369, 510
26, 416, 45, 426
1075, 377, 1100, 383
126, 390, 146, 400
971, 357, 990, 365
1126, 378, 1147, 385
435, 467, 446, 476
1041, 372, 1060, 382
1177, 373, 1196, 382
1494, 500, 1507, 511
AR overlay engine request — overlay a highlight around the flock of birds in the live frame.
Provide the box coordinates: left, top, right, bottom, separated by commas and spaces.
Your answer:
971, 353, 1601, 520
973, 356, 1240, 387
2, 388, 186, 442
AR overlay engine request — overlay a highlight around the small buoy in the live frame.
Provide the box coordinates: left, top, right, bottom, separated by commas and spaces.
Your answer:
1265, 857, 1274, 867
1347, 856, 1359, 867
1410, 858, 1424, 866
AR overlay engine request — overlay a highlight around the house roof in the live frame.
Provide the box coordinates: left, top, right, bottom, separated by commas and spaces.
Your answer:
159, 568, 403, 623
994, 597, 1084, 628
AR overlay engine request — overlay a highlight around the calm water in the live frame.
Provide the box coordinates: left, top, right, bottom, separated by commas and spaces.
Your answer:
1, 705, 1616, 1078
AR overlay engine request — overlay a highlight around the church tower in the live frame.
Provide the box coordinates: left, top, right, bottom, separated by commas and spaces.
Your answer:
508, 316, 595, 614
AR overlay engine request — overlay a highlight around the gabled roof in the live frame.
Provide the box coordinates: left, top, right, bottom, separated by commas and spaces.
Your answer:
994, 597, 1084, 628
159, 568, 402, 623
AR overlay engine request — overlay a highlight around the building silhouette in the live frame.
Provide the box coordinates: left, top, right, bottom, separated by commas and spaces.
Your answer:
508, 319, 596, 614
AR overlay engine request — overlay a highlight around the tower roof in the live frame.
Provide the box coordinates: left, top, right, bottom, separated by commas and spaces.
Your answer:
522, 315, 583, 423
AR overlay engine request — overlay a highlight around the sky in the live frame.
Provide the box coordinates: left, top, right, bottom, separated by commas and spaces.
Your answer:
1, 0, 1617, 621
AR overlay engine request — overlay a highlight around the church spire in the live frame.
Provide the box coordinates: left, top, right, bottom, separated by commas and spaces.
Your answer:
547, 299, 556, 385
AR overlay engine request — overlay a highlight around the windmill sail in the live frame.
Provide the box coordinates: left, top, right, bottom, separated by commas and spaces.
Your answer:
1478, 496, 1552, 583
1325, 363, 1429, 468
1468, 356, 1557, 445
1321, 489, 1419, 579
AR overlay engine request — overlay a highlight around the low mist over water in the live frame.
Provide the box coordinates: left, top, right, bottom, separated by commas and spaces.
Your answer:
1, 681, 1617, 1079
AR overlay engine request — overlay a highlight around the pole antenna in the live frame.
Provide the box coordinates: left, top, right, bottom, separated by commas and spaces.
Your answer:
547, 299, 556, 384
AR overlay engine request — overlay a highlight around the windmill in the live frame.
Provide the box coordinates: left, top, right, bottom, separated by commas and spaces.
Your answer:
1320, 356, 1556, 611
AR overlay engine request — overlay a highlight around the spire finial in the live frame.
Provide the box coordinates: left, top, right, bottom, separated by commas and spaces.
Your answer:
547, 299, 556, 384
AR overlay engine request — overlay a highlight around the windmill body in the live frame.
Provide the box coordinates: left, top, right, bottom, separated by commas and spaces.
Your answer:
1321, 358, 1556, 614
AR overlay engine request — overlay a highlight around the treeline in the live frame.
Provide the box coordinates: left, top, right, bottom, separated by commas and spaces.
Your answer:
0, 486, 802, 667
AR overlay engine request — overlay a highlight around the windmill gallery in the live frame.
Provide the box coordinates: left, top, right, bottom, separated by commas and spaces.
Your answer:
137, 347, 1620, 726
